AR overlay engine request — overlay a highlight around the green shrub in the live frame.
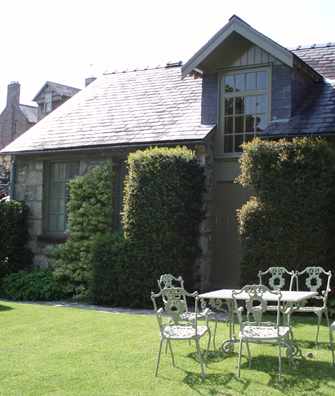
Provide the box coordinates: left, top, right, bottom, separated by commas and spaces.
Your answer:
0, 200, 32, 279
90, 233, 143, 307
121, 146, 205, 306
52, 162, 114, 300
2, 269, 65, 301
237, 138, 335, 284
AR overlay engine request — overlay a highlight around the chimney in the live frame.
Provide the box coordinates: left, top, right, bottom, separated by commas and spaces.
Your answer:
85, 77, 96, 87
7, 81, 20, 106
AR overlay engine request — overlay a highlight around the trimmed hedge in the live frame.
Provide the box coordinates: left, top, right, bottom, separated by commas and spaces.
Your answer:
52, 162, 114, 300
237, 138, 335, 284
119, 146, 205, 307
90, 233, 142, 307
2, 269, 66, 301
0, 200, 32, 279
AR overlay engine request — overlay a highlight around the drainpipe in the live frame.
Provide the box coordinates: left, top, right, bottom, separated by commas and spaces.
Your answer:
9, 156, 16, 200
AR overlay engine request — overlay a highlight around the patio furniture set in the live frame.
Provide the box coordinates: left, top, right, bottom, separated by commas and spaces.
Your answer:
151, 267, 334, 380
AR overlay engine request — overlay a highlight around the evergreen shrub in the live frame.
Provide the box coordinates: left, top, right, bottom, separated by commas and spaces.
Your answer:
119, 146, 205, 306
2, 269, 65, 301
237, 138, 335, 285
0, 200, 32, 279
52, 162, 113, 300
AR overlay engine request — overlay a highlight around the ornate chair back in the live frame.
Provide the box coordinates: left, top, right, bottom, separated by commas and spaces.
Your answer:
258, 267, 295, 291
157, 274, 188, 311
232, 285, 282, 331
151, 287, 200, 332
295, 267, 332, 307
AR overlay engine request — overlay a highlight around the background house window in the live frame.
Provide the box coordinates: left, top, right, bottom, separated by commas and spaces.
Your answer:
221, 69, 269, 154
46, 161, 80, 234
44, 92, 52, 114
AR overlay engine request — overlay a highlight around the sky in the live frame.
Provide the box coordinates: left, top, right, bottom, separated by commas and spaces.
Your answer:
0, 0, 334, 109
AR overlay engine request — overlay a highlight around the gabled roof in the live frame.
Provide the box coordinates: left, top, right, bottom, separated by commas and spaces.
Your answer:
1, 65, 214, 154
182, 15, 294, 77
33, 81, 80, 102
292, 43, 335, 80
19, 104, 38, 124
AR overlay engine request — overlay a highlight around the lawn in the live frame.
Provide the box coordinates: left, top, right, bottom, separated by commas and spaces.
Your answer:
0, 301, 334, 396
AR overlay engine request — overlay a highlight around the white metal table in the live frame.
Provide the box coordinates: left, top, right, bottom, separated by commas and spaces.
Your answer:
199, 289, 318, 356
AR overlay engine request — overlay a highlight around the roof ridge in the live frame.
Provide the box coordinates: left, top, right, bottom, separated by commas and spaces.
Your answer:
104, 62, 183, 75
291, 42, 335, 51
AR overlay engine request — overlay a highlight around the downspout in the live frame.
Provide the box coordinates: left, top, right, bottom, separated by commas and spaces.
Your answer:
9, 156, 16, 200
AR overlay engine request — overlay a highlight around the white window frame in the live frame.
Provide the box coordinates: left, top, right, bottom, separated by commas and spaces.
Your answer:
219, 67, 271, 156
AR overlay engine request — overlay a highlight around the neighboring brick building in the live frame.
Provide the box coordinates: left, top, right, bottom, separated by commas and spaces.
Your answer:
0, 82, 38, 151
0, 81, 80, 150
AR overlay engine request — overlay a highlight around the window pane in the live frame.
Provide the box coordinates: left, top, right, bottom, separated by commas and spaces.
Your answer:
246, 72, 256, 90
235, 134, 243, 152
255, 114, 267, 132
235, 97, 244, 115
256, 95, 267, 113
245, 96, 256, 114
235, 74, 245, 92
224, 76, 234, 92
257, 71, 267, 89
224, 98, 234, 115
47, 162, 80, 233
224, 135, 233, 153
235, 116, 244, 133
224, 117, 233, 133
245, 115, 255, 132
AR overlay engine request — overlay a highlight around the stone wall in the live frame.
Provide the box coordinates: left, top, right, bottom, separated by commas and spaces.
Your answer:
14, 155, 115, 268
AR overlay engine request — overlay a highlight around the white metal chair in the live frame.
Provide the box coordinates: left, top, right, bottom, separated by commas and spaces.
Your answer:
258, 267, 296, 313
151, 287, 211, 380
331, 321, 335, 365
291, 267, 332, 345
158, 274, 224, 350
232, 285, 292, 379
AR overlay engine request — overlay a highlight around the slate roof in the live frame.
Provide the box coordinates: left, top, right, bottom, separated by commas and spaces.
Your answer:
33, 81, 80, 102
2, 66, 214, 154
19, 104, 38, 124
292, 43, 335, 79
264, 79, 335, 136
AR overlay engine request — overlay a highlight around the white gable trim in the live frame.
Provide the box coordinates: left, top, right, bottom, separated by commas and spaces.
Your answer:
182, 15, 294, 77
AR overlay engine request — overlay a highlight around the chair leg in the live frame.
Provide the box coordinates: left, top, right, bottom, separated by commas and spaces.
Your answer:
324, 309, 334, 365
213, 320, 218, 351
206, 328, 211, 362
155, 338, 164, 377
316, 311, 322, 347
237, 338, 243, 378
278, 342, 282, 381
246, 341, 251, 368
167, 339, 175, 367
195, 338, 206, 380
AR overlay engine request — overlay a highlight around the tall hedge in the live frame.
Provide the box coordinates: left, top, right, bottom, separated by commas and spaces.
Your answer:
52, 162, 114, 299
118, 146, 205, 306
237, 138, 335, 284
0, 200, 32, 278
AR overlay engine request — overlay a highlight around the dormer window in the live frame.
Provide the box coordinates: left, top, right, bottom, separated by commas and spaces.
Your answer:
220, 68, 270, 154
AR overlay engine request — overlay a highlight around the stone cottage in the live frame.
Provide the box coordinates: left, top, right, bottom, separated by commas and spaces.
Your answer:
2, 15, 335, 290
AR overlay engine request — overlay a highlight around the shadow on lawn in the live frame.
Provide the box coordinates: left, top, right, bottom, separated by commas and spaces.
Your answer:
183, 353, 335, 395
0, 304, 13, 312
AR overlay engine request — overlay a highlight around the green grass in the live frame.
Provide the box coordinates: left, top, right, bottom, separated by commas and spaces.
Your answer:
0, 301, 334, 395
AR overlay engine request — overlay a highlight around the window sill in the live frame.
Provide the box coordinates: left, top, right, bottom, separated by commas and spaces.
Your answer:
37, 234, 69, 244
214, 153, 242, 160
